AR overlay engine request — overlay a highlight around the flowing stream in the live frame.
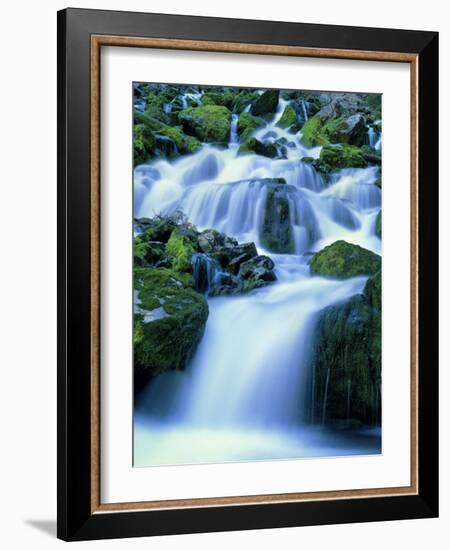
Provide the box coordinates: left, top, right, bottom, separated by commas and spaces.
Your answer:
134, 97, 382, 466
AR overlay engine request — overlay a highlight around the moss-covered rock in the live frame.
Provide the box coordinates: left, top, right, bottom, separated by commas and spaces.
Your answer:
134, 267, 209, 386
200, 89, 235, 108
178, 105, 232, 142
133, 111, 201, 162
310, 271, 381, 425
319, 144, 368, 170
276, 105, 297, 129
238, 137, 278, 158
301, 111, 367, 148
231, 90, 260, 113
300, 115, 335, 147
251, 89, 280, 116
133, 124, 156, 165
155, 126, 201, 156
375, 211, 382, 239
237, 112, 265, 140
310, 240, 381, 278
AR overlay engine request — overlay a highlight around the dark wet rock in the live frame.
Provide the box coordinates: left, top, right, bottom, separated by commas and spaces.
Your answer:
310, 271, 381, 426
251, 89, 280, 116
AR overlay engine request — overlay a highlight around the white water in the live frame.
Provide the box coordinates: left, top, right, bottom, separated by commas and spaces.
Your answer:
134, 95, 382, 466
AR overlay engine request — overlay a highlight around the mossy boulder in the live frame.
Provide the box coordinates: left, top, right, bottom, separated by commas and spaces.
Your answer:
301, 111, 367, 148
178, 105, 232, 142
375, 211, 382, 239
237, 112, 265, 141
300, 115, 336, 147
201, 90, 234, 108
319, 144, 368, 170
231, 90, 259, 113
134, 268, 209, 389
238, 137, 278, 158
251, 89, 280, 116
310, 271, 381, 425
261, 183, 294, 253
276, 105, 298, 129
133, 124, 157, 165
155, 126, 201, 156
310, 240, 381, 278
133, 111, 201, 162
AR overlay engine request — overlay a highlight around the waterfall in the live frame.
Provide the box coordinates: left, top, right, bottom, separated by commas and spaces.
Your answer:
134, 96, 382, 465
299, 99, 309, 123
230, 114, 239, 144
191, 253, 220, 295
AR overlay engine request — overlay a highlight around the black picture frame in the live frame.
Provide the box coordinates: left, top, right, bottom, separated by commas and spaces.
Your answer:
57, 7, 439, 541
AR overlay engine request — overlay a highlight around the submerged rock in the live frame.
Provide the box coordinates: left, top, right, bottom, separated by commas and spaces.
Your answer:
238, 137, 278, 158
260, 183, 295, 254
310, 240, 381, 278
310, 271, 381, 426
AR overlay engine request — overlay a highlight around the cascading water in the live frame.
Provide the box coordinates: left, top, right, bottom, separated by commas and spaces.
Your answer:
134, 92, 382, 466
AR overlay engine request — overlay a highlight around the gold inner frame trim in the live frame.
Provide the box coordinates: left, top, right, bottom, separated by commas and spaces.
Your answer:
90, 34, 419, 514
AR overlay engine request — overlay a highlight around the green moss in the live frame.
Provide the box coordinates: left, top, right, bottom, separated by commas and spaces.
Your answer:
231, 90, 259, 113
133, 314, 144, 346
374, 177, 382, 189
276, 105, 297, 129
310, 240, 381, 278
156, 126, 201, 155
133, 124, 156, 164
300, 115, 329, 147
319, 144, 368, 170
178, 105, 232, 142
201, 90, 234, 108
238, 137, 277, 158
134, 267, 208, 378
375, 211, 382, 239
133, 237, 166, 267
133, 112, 201, 161
237, 112, 265, 140
134, 267, 193, 310
166, 229, 197, 272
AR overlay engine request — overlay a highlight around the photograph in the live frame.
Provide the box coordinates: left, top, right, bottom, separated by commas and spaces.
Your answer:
132, 82, 383, 467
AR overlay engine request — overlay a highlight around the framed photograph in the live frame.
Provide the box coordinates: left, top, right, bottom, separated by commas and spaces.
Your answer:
57, 8, 439, 541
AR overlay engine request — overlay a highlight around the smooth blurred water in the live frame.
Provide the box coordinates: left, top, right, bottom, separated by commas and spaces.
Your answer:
134, 93, 382, 466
